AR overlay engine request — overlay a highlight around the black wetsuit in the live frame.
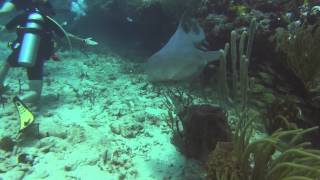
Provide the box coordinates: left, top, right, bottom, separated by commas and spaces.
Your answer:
5, 0, 64, 80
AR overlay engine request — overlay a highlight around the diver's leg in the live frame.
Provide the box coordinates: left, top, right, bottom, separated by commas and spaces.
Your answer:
0, 62, 10, 87
19, 80, 43, 104
2, 50, 20, 89
20, 59, 44, 107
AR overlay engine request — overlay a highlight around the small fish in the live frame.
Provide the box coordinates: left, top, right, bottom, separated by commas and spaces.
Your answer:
61, 21, 68, 26
126, 17, 134, 23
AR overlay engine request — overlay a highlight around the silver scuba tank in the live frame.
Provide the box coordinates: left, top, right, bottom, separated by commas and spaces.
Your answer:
18, 11, 44, 67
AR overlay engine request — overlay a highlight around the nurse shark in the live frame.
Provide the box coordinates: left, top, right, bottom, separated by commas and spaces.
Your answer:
145, 17, 221, 82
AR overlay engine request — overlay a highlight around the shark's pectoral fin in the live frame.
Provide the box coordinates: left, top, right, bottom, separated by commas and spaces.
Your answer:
201, 50, 221, 64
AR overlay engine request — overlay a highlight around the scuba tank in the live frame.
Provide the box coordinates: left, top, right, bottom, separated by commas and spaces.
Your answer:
18, 10, 45, 67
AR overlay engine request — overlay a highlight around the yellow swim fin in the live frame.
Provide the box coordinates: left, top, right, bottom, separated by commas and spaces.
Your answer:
13, 96, 35, 131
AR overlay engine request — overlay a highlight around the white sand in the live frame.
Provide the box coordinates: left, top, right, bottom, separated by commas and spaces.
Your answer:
0, 45, 204, 180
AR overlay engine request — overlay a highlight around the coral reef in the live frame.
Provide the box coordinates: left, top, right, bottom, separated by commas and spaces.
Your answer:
215, 18, 256, 107
177, 104, 231, 161
264, 97, 302, 134
207, 118, 320, 180
207, 141, 242, 179
247, 0, 300, 13
195, 0, 257, 50
164, 90, 231, 162
275, 25, 320, 94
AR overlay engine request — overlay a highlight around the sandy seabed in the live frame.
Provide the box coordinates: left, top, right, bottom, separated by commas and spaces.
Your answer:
0, 43, 203, 180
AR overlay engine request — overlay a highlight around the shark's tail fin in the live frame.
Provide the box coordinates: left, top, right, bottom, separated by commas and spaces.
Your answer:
180, 13, 197, 32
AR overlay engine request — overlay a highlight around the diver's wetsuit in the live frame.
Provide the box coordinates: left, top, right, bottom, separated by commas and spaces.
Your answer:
5, 0, 64, 80
10, 0, 56, 15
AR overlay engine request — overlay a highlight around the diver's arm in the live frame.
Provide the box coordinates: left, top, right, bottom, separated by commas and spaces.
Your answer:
67, 33, 84, 44
0, 2, 15, 15
67, 33, 98, 46
5, 13, 27, 31
47, 16, 97, 47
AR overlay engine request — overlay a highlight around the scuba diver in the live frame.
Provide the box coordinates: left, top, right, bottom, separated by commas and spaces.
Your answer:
0, 0, 97, 109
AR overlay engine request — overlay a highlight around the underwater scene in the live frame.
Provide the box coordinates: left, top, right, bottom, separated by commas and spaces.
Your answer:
0, 0, 320, 179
